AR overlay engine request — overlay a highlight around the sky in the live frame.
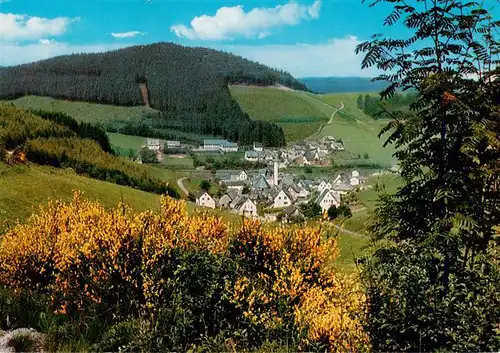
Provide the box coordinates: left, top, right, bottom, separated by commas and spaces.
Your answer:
0, 0, 498, 77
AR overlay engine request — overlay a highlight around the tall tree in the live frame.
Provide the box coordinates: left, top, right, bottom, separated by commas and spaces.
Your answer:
356, 0, 500, 351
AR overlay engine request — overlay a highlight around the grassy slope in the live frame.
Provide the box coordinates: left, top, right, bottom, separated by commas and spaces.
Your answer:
229, 86, 330, 142
312, 93, 396, 167
0, 162, 239, 233
344, 173, 403, 234
7, 96, 155, 126
230, 87, 396, 166
0, 162, 160, 232
0, 162, 362, 272
108, 132, 147, 157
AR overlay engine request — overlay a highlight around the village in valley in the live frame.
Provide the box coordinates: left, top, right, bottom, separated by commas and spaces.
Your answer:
139, 135, 387, 223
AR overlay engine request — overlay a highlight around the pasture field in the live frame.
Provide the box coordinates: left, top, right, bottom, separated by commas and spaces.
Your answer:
344, 173, 403, 234
6, 96, 154, 126
163, 156, 194, 169
230, 86, 330, 142
334, 231, 369, 273
312, 93, 397, 167
108, 132, 147, 156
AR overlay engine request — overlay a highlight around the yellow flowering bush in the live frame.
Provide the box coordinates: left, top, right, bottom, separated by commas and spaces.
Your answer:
0, 192, 369, 351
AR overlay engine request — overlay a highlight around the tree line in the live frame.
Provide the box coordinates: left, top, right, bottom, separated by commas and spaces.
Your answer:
357, 92, 417, 119
0, 105, 178, 197
0, 43, 303, 147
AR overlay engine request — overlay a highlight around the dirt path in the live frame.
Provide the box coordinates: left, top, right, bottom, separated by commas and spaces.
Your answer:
177, 177, 189, 196
306, 101, 345, 140
139, 83, 150, 107
332, 224, 367, 238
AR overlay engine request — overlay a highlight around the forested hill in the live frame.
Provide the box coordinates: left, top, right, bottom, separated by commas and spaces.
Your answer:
0, 43, 306, 147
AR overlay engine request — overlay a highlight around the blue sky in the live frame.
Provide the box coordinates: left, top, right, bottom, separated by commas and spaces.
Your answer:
0, 0, 498, 77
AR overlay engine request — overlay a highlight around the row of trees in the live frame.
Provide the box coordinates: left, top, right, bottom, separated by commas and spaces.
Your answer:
28, 109, 113, 153
357, 92, 417, 119
24, 138, 177, 197
0, 43, 298, 147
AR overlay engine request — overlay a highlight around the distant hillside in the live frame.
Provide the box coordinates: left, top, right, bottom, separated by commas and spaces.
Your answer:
0, 43, 308, 147
299, 77, 387, 94
230, 86, 331, 142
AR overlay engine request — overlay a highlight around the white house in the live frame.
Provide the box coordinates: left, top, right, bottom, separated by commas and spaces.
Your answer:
196, 191, 215, 209
223, 181, 246, 192
146, 138, 163, 152
215, 170, 248, 182
222, 141, 238, 152
349, 176, 361, 186
351, 170, 360, 178
316, 189, 340, 212
332, 181, 354, 195
253, 142, 263, 152
231, 196, 258, 217
318, 145, 329, 154
204, 139, 223, 151
333, 174, 343, 185
272, 189, 292, 209
245, 151, 259, 162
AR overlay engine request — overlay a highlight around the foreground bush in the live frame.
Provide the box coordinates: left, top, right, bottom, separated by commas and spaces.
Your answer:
0, 192, 368, 351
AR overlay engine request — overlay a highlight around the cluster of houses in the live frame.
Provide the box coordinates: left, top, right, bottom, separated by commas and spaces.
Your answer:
141, 135, 345, 169
195, 162, 364, 222
244, 136, 345, 167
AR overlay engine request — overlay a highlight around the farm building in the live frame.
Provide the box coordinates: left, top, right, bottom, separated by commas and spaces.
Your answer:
166, 140, 181, 149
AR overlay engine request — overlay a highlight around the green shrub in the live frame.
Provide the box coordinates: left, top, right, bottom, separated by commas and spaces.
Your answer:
92, 319, 142, 352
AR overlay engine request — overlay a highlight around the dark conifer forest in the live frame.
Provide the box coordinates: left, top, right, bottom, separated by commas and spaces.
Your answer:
0, 42, 307, 146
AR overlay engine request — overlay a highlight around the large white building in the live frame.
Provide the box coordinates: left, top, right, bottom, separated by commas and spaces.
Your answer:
146, 138, 164, 152
203, 139, 238, 152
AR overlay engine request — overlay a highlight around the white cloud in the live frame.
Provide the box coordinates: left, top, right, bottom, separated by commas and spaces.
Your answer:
111, 31, 146, 39
0, 13, 79, 42
0, 42, 129, 66
38, 38, 55, 44
221, 36, 380, 77
171, 0, 322, 40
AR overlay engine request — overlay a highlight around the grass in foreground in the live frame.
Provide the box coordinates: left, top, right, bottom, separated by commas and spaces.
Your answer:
0, 162, 239, 233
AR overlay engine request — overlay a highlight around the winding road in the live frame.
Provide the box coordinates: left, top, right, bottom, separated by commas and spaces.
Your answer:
306, 101, 345, 140
177, 177, 189, 196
